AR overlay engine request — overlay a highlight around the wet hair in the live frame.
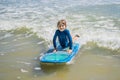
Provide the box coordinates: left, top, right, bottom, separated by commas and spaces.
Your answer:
57, 19, 67, 28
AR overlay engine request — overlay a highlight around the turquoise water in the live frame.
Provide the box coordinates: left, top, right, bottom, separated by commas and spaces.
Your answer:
0, 0, 120, 80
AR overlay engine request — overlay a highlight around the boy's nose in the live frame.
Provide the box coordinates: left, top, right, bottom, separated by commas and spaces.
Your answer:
60, 26, 63, 28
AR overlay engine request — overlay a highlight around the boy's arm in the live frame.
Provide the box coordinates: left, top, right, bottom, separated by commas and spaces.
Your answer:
53, 31, 57, 50
66, 30, 73, 50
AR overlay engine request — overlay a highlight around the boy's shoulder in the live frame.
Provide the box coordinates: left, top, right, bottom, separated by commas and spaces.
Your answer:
64, 29, 70, 32
56, 29, 59, 32
56, 29, 70, 33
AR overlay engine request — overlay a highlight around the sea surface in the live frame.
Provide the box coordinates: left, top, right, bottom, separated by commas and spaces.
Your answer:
0, 0, 120, 80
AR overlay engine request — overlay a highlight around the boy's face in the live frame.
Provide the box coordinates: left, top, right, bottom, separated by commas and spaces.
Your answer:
58, 24, 66, 31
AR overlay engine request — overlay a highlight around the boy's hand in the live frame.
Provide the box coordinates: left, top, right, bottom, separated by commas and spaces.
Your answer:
53, 49, 57, 53
67, 49, 72, 53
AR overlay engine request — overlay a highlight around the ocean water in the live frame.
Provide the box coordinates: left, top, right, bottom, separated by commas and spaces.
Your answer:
0, 0, 120, 80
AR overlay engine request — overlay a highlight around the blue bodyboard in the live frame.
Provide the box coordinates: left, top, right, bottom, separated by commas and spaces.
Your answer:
40, 43, 80, 63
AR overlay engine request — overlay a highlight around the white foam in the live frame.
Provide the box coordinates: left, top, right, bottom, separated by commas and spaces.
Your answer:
17, 76, 21, 80
37, 41, 45, 44
66, 59, 75, 65
80, 28, 120, 50
17, 61, 31, 65
0, 53, 4, 56
0, 20, 27, 30
34, 67, 41, 70
0, 33, 13, 40
20, 69, 28, 73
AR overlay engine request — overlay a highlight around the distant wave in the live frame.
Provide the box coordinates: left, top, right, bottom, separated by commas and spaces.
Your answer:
0, 0, 120, 6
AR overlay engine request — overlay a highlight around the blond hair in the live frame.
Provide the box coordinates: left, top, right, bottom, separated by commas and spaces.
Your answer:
57, 19, 67, 28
